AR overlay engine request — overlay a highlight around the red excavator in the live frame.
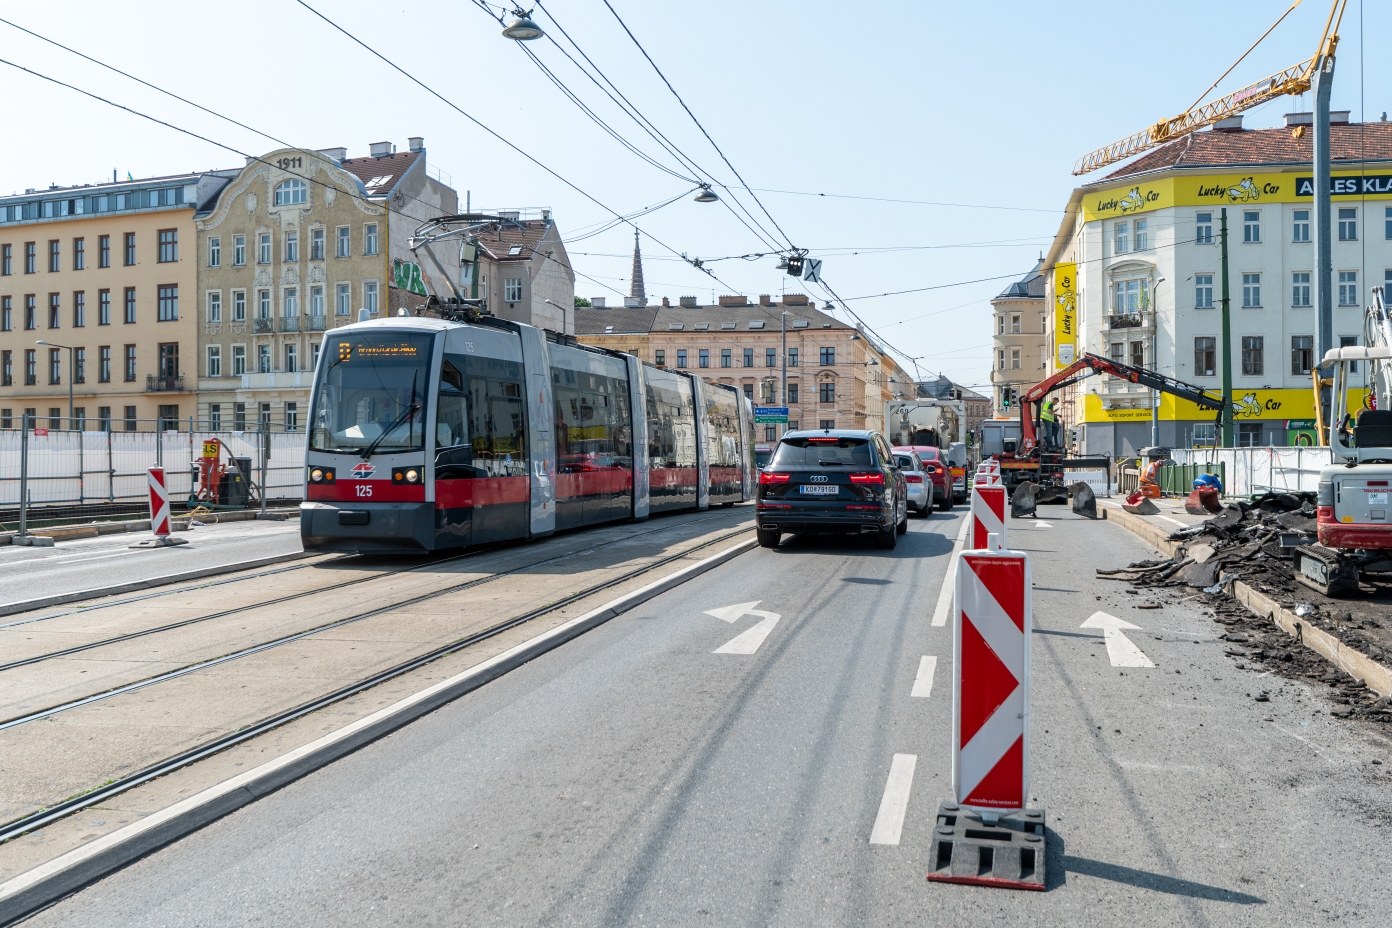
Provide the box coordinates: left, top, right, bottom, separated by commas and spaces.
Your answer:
995, 352, 1225, 493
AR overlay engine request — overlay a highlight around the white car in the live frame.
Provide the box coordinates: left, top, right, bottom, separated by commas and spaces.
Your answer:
894, 452, 934, 516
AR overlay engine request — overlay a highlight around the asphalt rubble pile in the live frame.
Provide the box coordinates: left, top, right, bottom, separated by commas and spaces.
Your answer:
1097, 491, 1392, 723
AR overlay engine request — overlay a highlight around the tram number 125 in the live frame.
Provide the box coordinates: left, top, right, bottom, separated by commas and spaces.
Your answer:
356, 484, 373, 497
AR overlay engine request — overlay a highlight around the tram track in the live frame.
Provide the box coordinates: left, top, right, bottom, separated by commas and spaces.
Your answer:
0, 511, 743, 670
0, 523, 754, 843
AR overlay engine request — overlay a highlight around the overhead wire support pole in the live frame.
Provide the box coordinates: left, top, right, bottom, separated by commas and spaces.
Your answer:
1312, 48, 1336, 443
1220, 209, 1234, 448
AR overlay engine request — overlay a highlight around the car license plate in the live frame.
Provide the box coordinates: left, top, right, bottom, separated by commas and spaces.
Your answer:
799, 484, 839, 495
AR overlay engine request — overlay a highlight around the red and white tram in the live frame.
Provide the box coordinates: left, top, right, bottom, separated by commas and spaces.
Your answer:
301, 314, 755, 553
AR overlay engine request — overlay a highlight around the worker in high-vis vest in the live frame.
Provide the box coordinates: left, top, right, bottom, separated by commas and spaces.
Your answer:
1039, 398, 1060, 449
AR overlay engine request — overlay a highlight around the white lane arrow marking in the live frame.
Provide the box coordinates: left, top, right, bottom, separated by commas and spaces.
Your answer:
1033, 520, 1053, 529
1080, 611, 1155, 668
705, 601, 782, 654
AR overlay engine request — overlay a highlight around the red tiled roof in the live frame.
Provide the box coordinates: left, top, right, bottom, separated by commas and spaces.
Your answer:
472, 220, 556, 263
1103, 122, 1392, 180
340, 150, 421, 195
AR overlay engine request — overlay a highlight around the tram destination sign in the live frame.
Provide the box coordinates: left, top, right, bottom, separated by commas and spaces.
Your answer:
754, 406, 789, 424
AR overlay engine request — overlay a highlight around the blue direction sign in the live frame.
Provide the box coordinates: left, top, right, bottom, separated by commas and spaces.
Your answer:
754, 406, 789, 424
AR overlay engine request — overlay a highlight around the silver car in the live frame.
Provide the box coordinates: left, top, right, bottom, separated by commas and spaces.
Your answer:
895, 453, 934, 516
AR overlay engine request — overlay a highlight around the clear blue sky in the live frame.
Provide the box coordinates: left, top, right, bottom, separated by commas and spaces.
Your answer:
0, 0, 1383, 390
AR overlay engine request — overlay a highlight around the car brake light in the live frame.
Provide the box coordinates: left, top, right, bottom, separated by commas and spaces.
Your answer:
905, 474, 923, 483
848, 472, 885, 485
759, 471, 791, 485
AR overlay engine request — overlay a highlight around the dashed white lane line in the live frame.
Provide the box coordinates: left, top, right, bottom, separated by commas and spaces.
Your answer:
869, 753, 918, 845
911, 656, 938, 698
931, 516, 971, 627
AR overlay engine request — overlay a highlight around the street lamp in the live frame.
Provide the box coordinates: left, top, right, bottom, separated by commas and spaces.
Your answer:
35, 339, 74, 430
501, 8, 543, 40
694, 184, 719, 203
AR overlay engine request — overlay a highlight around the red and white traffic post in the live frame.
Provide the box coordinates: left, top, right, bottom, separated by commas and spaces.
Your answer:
132, 467, 187, 548
970, 485, 1006, 551
926, 541, 1046, 890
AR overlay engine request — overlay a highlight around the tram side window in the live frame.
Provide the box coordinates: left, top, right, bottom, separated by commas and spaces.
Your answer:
434, 359, 470, 475
706, 391, 741, 467
552, 366, 633, 469
645, 376, 697, 469
467, 374, 527, 477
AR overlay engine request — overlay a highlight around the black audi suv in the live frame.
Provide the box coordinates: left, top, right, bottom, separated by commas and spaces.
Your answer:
755, 429, 908, 549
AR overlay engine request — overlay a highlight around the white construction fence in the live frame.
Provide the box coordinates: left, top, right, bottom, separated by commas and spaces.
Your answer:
1167, 446, 1334, 497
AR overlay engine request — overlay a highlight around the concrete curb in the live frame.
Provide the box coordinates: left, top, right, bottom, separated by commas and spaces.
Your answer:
0, 551, 314, 619
0, 535, 757, 925
0, 507, 297, 546
1102, 505, 1392, 697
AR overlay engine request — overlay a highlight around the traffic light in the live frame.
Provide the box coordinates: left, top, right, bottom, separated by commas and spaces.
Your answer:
1001, 386, 1013, 408
784, 254, 804, 277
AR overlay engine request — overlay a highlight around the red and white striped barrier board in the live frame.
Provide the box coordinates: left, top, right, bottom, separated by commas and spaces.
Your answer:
952, 548, 1030, 812
977, 471, 1002, 487
147, 467, 171, 537
970, 485, 1006, 551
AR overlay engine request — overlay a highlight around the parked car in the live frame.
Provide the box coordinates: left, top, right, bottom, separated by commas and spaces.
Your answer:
893, 445, 953, 511
756, 430, 908, 549
894, 452, 934, 516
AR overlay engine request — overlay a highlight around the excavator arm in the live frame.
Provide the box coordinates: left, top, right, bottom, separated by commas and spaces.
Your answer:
1018, 353, 1224, 455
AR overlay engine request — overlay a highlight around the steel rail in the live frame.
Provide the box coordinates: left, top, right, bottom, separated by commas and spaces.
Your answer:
0, 524, 752, 844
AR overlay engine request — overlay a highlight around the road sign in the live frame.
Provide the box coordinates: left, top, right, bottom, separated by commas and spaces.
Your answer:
147, 467, 171, 537
953, 548, 1030, 813
802, 258, 822, 283
970, 485, 1006, 551
754, 406, 789, 424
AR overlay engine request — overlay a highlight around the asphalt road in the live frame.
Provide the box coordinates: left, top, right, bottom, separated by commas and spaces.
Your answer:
0, 518, 304, 607
23, 508, 1392, 926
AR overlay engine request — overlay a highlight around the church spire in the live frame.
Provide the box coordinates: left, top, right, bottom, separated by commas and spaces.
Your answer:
629, 229, 647, 305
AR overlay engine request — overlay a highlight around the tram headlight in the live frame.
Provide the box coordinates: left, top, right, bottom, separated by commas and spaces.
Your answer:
392, 468, 422, 485
308, 466, 335, 483
405, 469, 420, 483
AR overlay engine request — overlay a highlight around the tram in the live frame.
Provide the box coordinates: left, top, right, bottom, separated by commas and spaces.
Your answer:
300, 313, 756, 553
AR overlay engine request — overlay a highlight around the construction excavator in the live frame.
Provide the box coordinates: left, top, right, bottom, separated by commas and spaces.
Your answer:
1294, 287, 1392, 596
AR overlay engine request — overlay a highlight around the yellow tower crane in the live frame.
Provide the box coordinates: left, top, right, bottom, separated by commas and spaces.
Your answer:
1073, 0, 1348, 176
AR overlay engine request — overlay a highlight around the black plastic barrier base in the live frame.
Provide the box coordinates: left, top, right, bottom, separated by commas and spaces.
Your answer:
925, 802, 1047, 891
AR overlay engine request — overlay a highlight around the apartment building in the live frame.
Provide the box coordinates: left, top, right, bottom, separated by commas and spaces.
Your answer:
1043, 113, 1392, 456
989, 261, 1049, 416
0, 171, 232, 431
465, 212, 575, 335
194, 139, 457, 430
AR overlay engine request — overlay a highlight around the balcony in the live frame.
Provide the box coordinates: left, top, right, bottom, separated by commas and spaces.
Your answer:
308, 314, 327, 331
280, 316, 300, 333
253, 317, 274, 334
1108, 313, 1144, 329
240, 371, 306, 390
146, 374, 185, 392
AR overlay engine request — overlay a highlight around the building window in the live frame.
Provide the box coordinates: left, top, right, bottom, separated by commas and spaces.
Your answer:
784, 347, 797, 367
1241, 336, 1264, 375
310, 228, 324, 261
1130, 341, 1145, 369
48, 293, 60, 328
48, 240, 60, 273
48, 407, 61, 431
1114, 221, 1129, 254
336, 226, 350, 258
283, 288, 297, 317
997, 348, 1005, 370
233, 234, 246, 266
1115, 278, 1147, 312
310, 286, 324, 317
1, 351, 9, 386
1386, 206, 1392, 240
336, 283, 350, 316
819, 382, 835, 404
1, 243, 10, 275
208, 236, 221, 267
677, 349, 687, 368
207, 291, 222, 323
1190, 423, 1215, 446
1006, 347, 1019, 370
258, 290, 271, 319
364, 223, 378, 255
157, 285, 178, 321
1235, 422, 1262, 447
1341, 334, 1360, 373
122, 287, 137, 323
1243, 210, 1260, 243
157, 343, 178, 379
99, 235, 110, 268
47, 348, 60, 384
364, 281, 378, 315
1196, 212, 1213, 244
1195, 273, 1214, 308
1291, 335, 1314, 375
1338, 207, 1357, 241
1241, 273, 1261, 308
1292, 272, 1311, 308
1194, 337, 1216, 376
74, 348, 85, 384
232, 290, 246, 322
1339, 270, 1358, 306
233, 402, 246, 430
285, 401, 298, 431
73, 238, 85, 270
24, 349, 36, 385
99, 346, 111, 383
819, 419, 835, 430
124, 406, 137, 431
97, 406, 111, 431
997, 314, 1005, 335
0, 296, 8, 331
124, 233, 136, 266
655, 349, 665, 367
284, 231, 298, 263
1293, 209, 1310, 242
742, 383, 753, 399
124, 345, 136, 382
209, 404, 221, 431
311, 342, 321, 371
285, 343, 297, 372
766, 348, 777, 367
819, 346, 835, 366
1134, 218, 1148, 251
24, 294, 35, 330
157, 229, 178, 263
743, 348, 754, 367
1009, 314, 1021, 334
698, 348, 709, 368
788, 383, 799, 403
98, 289, 110, 325
503, 278, 523, 303
720, 348, 731, 367
258, 344, 270, 373
258, 233, 271, 265
157, 405, 179, 432
25, 242, 36, 274
274, 179, 307, 206
73, 291, 85, 327
232, 345, 246, 376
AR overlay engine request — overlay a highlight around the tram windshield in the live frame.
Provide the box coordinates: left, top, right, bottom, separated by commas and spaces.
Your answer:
310, 332, 433, 455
